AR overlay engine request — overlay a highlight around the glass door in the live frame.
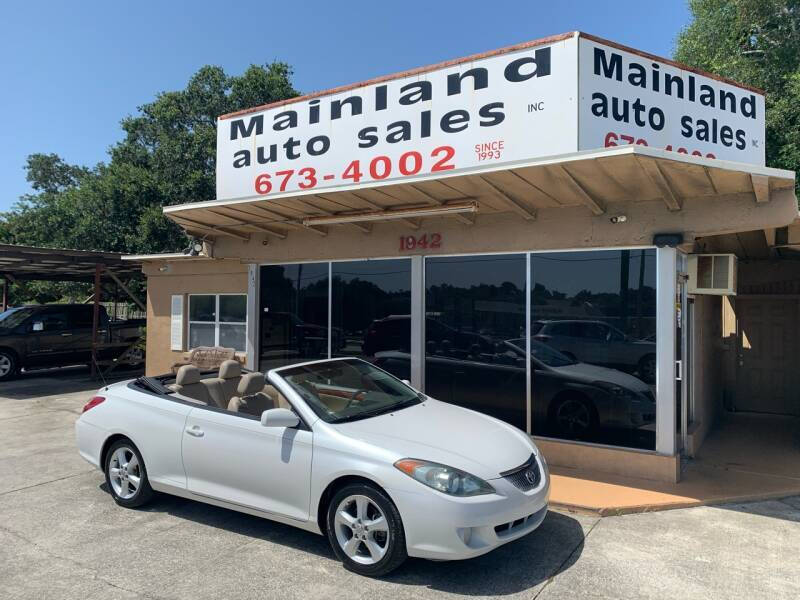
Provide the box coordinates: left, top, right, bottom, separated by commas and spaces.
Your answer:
676, 255, 691, 453
259, 263, 329, 371
424, 254, 527, 430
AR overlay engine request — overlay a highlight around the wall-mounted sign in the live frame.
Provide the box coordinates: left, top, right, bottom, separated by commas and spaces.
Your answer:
217, 35, 579, 200
215, 33, 765, 201
399, 233, 442, 252
578, 37, 765, 164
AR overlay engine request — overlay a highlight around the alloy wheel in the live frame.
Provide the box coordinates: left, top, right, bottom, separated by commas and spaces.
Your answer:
0, 354, 11, 378
333, 494, 390, 565
555, 399, 591, 435
108, 446, 141, 500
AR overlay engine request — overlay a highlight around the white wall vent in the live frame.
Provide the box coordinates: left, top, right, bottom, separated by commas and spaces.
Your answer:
687, 254, 737, 295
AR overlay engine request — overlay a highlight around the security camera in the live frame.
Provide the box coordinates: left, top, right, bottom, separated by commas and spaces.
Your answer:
183, 238, 205, 256
610, 215, 627, 224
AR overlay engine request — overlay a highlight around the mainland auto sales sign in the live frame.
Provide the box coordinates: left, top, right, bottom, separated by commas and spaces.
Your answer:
216, 33, 765, 201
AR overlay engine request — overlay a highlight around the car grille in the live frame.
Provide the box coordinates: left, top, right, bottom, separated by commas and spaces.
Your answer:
500, 454, 541, 492
494, 506, 547, 537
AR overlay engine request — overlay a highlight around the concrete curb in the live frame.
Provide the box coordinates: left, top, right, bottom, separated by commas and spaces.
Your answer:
550, 489, 800, 517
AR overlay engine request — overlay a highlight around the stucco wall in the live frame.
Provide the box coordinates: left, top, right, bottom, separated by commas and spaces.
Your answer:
143, 259, 248, 376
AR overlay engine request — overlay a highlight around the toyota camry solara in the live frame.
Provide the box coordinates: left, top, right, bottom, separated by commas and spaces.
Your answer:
75, 357, 550, 576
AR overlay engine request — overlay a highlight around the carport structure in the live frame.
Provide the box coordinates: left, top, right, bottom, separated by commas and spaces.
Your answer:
0, 244, 145, 376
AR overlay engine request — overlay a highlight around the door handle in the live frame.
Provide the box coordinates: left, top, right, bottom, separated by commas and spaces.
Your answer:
185, 425, 204, 438
61, 333, 73, 337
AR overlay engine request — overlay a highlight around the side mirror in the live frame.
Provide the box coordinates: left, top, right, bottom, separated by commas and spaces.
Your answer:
401, 379, 419, 391
260, 407, 300, 428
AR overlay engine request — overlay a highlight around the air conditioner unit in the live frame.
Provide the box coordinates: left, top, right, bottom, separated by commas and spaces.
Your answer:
687, 254, 737, 295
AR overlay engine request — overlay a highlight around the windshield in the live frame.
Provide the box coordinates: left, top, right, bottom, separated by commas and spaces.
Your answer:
505, 338, 577, 367
275, 358, 422, 423
0, 307, 34, 330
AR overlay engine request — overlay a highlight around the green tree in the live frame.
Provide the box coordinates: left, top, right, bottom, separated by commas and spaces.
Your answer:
0, 62, 298, 305
675, 0, 800, 193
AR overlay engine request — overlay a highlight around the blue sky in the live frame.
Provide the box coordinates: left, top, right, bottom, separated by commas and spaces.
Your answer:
0, 1, 690, 211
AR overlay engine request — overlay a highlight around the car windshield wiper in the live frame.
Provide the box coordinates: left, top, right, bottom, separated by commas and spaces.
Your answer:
331, 397, 421, 423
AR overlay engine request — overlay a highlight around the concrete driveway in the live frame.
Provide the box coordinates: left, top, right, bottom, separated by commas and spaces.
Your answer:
1, 371, 798, 600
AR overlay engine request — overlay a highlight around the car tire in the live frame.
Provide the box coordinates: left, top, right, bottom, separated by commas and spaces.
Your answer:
326, 482, 407, 577
550, 394, 598, 439
104, 439, 155, 508
638, 354, 656, 384
0, 350, 18, 381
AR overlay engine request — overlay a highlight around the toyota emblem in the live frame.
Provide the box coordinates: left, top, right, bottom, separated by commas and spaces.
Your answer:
524, 469, 536, 485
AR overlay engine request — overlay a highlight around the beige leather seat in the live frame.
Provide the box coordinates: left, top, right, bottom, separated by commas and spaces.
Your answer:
205, 360, 243, 409
228, 372, 275, 416
169, 365, 213, 405
263, 384, 291, 409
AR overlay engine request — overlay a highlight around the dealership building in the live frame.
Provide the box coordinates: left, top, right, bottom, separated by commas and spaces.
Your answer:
128, 32, 798, 484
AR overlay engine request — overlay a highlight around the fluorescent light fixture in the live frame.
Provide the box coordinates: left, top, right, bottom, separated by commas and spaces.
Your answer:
302, 201, 477, 226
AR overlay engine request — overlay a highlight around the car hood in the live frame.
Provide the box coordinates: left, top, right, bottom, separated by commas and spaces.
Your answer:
551, 362, 651, 393
331, 398, 534, 480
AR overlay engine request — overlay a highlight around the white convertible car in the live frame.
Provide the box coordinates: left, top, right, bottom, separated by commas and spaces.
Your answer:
75, 357, 550, 576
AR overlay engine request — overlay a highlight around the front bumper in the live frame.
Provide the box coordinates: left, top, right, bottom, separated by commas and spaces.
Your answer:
388, 461, 550, 560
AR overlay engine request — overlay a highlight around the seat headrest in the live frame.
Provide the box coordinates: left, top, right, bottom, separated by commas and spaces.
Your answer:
218, 359, 242, 380
176, 365, 201, 385
262, 385, 280, 402
237, 372, 265, 396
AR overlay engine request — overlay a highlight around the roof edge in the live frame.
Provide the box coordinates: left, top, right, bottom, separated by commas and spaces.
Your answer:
218, 31, 578, 121
579, 32, 764, 95
122, 252, 207, 262
218, 30, 764, 122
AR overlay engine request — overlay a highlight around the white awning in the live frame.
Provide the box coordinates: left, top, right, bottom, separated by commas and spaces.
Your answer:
163, 145, 795, 241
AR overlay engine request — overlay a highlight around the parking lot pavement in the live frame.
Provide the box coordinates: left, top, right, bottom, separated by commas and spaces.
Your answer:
1, 375, 798, 600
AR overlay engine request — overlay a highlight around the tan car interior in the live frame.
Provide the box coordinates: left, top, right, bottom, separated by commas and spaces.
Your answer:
169, 362, 291, 417
228, 372, 290, 416
204, 360, 242, 409
289, 372, 366, 413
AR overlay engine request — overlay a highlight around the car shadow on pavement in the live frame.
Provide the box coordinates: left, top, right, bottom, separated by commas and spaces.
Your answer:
0, 367, 142, 400
713, 496, 800, 524
385, 511, 586, 595
108, 484, 586, 596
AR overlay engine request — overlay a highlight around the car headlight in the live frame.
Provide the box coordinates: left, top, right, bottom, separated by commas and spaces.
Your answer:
394, 459, 495, 497
591, 380, 635, 397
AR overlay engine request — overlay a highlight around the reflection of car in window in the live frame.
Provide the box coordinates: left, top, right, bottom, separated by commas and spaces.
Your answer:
532, 319, 656, 384
261, 311, 344, 358
373, 338, 655, 448
363, 315, 496, 358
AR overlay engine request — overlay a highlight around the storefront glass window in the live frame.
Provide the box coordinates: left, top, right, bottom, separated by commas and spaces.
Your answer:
259, 263, 329, 370
422, 254, 527, 430
331, 260, 412, 368
530, 250, 657, 450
